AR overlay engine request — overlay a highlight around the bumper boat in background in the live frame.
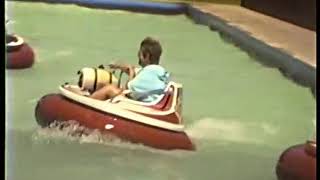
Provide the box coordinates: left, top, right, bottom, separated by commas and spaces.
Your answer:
276, 140, 316, 180
6, 34, 35, 69
35, 67, 195, 151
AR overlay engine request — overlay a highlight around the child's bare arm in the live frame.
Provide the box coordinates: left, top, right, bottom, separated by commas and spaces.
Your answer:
108, 63, 135, 74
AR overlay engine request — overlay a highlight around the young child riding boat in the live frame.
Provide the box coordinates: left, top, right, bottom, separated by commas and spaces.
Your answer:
69, 37, 170, 103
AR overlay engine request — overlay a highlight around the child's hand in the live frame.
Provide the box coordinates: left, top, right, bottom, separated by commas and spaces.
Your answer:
108, 63, 119, 69
108, 63, 133, 72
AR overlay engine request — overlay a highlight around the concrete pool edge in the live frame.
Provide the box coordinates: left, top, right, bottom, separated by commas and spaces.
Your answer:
7, 0, 316, 96
185, 6, 316, 97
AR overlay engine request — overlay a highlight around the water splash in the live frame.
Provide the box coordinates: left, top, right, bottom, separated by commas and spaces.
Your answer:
186, 117, 270, 144
32, 120, 192, 156
32, 120, 127, 144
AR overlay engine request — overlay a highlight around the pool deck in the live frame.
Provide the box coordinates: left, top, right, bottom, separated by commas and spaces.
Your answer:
190, 3, 316, 68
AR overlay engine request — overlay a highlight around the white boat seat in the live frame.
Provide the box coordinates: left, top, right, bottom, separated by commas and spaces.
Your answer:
109, 82, 176, 106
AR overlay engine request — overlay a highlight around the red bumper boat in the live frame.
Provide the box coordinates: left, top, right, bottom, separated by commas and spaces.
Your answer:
35, 77, 195, 151
276, 140, 316, 180
6, 34, 35, 69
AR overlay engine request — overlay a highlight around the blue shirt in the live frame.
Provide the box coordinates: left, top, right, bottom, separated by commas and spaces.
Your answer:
127, 65, 170, 102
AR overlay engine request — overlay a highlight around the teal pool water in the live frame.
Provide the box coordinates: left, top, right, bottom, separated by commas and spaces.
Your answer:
6, 2, 315, 180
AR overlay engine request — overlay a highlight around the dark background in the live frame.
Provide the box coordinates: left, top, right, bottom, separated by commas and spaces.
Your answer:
241, 0, 316, 31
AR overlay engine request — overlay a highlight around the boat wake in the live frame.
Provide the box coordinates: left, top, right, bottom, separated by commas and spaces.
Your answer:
33, 120, 116, 144
32, 116, 300, 152
186, 117, 268, 144
32, 120, 191, 155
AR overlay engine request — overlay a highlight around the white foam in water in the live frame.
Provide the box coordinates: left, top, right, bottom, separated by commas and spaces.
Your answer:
186, 117, 265, 144
27, 97, 40, 104
55, 50, 73, 57
32, 117, 286, 153
32, 120, 191, 156
260, 122, 279, 136
33, 120, 120, 144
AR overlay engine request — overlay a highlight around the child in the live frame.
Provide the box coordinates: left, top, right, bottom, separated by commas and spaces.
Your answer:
90, 37, 170, 102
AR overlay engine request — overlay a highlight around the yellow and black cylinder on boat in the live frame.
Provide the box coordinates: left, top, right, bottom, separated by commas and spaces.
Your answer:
77, 67, 118, 92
